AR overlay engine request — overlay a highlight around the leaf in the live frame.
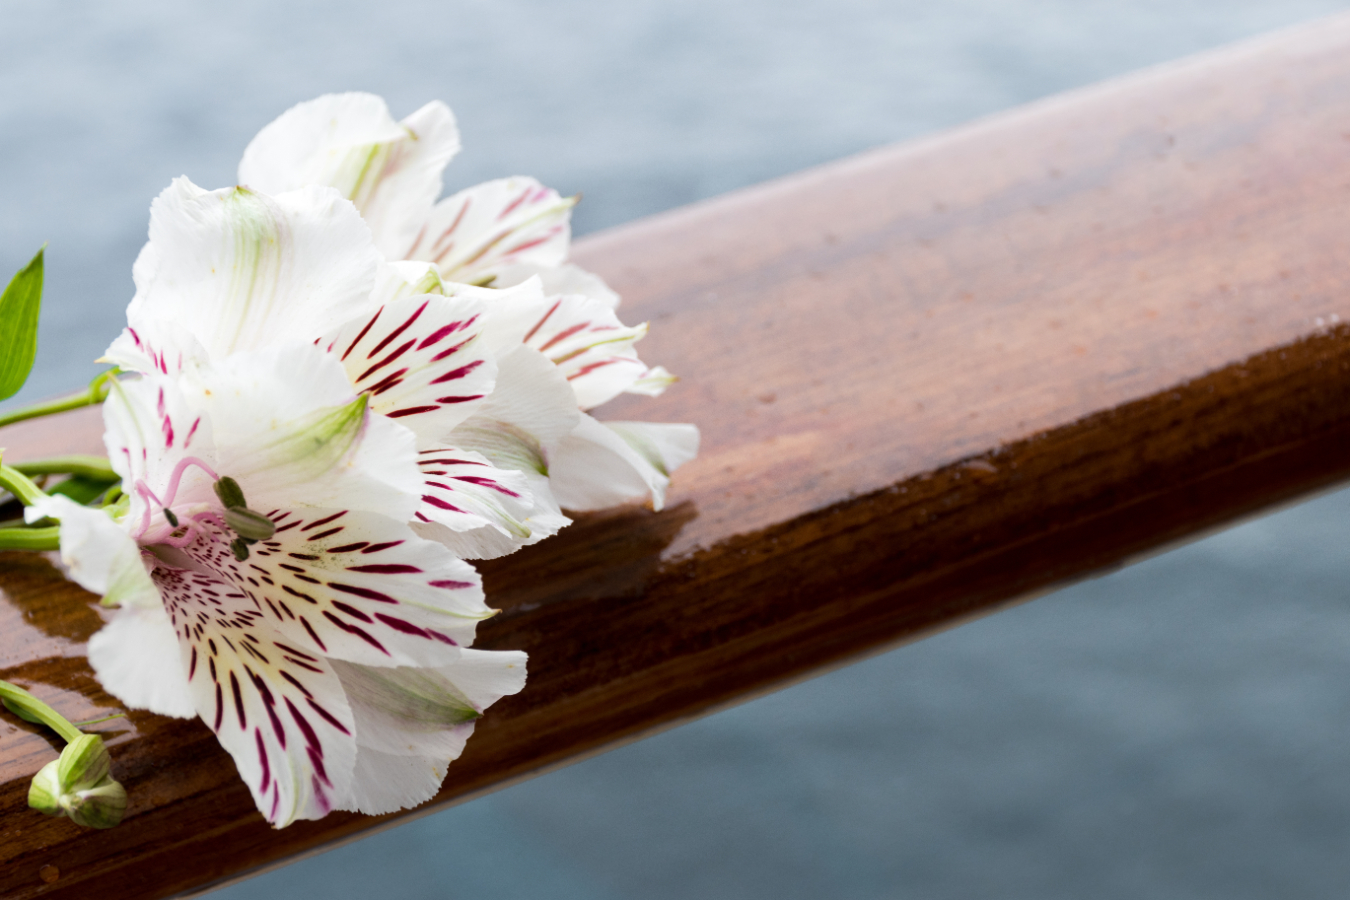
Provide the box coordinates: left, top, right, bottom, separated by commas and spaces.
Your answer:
49, 475, 118, 506
0, 248, 45, 402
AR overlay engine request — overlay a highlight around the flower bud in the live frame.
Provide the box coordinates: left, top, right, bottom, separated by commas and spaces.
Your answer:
57, 733, 111, 790
224, 506, 276, 541
28, 735, 127, 829
28, 759, 63, 816
62, 778, 128, 829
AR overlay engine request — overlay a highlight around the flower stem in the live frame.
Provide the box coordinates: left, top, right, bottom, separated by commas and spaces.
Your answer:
0, 526, 60, 551
0, 368, 117, 432
0, 680, 83, 742
0, 464, 48, 506
11, 455, 117, 481
71, 712, 126, 727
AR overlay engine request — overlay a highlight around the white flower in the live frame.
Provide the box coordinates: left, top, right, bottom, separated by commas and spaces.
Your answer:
236, 93, 699, 524
35, 346, 526, 827
105, 177, 565, 558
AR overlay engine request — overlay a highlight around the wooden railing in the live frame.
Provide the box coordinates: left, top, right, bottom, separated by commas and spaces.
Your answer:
5, 14, 1350, 898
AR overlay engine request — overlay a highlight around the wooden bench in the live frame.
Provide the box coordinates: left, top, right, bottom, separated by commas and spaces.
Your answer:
5, 15, 1350, 897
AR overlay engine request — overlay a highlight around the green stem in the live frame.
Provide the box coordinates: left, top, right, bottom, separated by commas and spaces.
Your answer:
0, 526, 60, 551
71, 712, 126, 728
12, 455, 117, 481
0, 680, 82, 742
0, 368, 117, 432
0, 464, 48, 506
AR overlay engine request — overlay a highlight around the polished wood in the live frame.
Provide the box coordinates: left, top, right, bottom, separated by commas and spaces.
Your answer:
6, 15, 1350, 897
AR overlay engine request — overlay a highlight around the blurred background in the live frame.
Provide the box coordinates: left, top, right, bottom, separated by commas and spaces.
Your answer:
4, 1, 1350, 897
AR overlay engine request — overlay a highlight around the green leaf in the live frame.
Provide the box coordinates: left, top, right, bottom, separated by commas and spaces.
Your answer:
0, 247, 45, 402
49, 475, 117, 506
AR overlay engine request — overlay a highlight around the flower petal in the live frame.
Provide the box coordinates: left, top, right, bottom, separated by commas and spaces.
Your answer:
520, 294, 650, 410
406, 177, 573, 284
127, 178, 381, 359
86, 604, 196, 718
184, 344, 422, 523
101, 319, 210, 378
413, 447, 535, 546
623, 365, 678, 397
154, 563, 357, 827
330, 648, 527, 814
172, 511, 492, 667
494, 261, 620, 309
332, 647, 526, 758
100, 372, 222, 553
340, 747, 447, 816
28, 491, 161, 609
318, 294, 497, 443
448, 346, 581, 476
412, 468, 568, 559
239, 93, 461, 261
547, 416, 699, 512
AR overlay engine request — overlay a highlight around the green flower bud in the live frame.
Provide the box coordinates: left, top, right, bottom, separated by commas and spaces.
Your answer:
61, 778, 127, 829
27, 734, 127, 828
28, 759, 62, 816
57, 734, 111, 790
224, 506, 276, 541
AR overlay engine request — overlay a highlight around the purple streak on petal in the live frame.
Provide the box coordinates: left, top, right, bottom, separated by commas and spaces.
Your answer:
387, 405, 440, 418
300, 617, 328, 651
331, 600, 373, 622
342, 308, 382, 362
327, 583, 399, 603
321, 611, 390, 654
303, 511, 347, 532
429, 359, 484, 384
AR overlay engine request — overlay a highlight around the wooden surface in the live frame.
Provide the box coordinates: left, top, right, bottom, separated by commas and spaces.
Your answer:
6, 15, 1350, 897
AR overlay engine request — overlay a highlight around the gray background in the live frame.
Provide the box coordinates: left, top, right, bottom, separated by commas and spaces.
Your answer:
4, 1, 1350, 897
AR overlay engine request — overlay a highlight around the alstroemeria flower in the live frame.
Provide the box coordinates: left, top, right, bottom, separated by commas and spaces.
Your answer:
104, 177, 569, 559
235, 93, 698, 520
33, 346, 525, 826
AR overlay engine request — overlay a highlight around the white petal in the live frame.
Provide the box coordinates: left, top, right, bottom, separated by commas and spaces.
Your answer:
605, 421, 701, 478
239, 93, 405, 194
448, 346, 580, 475
239, 95, 460, 261
371, 261, 446, 306
462, 277, 551, 359
494, 262, 620, 309
623, 365, 678, 398
173, 511, 493, 667
185, 344, 423, 523
331, 648, 525, 758
102, 374, 216, 542
128, 178, 381, 359
100, 319, 210, 377
413, 447, 535, 545
331, 648, 526, 814
340, 747, 449, 816
415, 467, 570, 559
520, 294, 650, 409
154, 563, 358, 827
406, 177, 573, 284
547, 416, 698, 512
318, 295, 496, 444
28, 494, 161, 609
86, 604, 195, 718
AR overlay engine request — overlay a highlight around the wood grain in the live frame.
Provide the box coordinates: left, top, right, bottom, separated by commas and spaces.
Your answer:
6, 15, 1350, 897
